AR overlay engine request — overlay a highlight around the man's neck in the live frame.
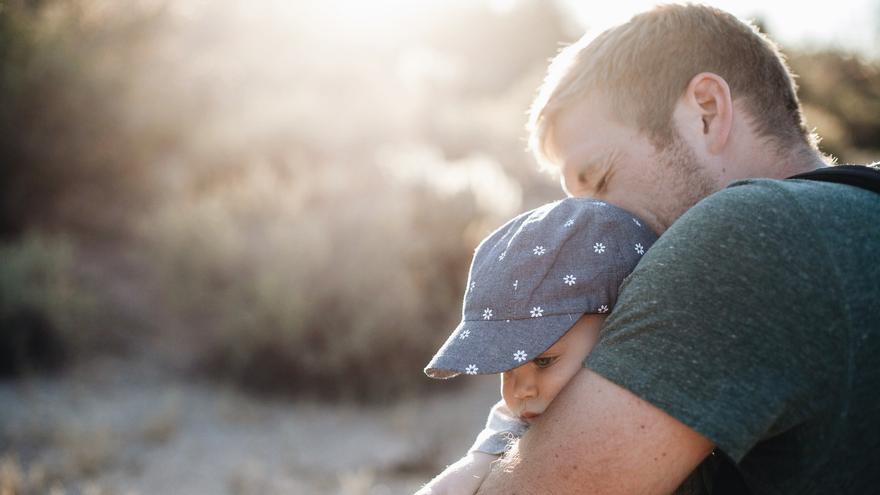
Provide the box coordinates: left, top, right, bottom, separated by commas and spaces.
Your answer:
757, 145, 827, 180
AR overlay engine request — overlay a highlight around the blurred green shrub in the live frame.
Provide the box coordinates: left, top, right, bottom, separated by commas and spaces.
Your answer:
0, 233, 96, 375
140, 163, 493, 401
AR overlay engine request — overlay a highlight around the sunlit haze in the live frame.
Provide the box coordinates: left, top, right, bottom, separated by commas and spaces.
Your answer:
560, 0, 880, 57
2, 0, 878, 492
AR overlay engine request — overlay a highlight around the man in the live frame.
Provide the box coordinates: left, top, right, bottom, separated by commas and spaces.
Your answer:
475, 4, 879, 494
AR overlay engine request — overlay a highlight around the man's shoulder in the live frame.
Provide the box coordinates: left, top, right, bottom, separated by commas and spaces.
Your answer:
710, 173, 878, 208
658, 179, 799, 247
593, 175, 877, 462
702, 176, 859, 208
638, 174, 880, 286
666, 176, 878, 241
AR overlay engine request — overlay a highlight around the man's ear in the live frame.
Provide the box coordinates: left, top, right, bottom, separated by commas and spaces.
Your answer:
680, 72, 733, 155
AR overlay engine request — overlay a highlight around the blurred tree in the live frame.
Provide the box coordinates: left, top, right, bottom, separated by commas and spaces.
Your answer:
0, 0, 165, 238
744, 16, 879, 162
791, 51, 880, 160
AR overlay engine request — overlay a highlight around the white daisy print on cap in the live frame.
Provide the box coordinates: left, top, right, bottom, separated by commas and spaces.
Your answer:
422, 197, 661, 381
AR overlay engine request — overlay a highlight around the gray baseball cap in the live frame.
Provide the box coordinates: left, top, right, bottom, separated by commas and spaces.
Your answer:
424, 198, 658, 379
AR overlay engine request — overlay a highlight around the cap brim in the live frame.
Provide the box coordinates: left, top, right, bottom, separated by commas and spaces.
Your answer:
424, 312, 582, 379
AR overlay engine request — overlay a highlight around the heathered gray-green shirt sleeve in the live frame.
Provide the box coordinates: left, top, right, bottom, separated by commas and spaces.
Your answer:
585, 180, 848, 462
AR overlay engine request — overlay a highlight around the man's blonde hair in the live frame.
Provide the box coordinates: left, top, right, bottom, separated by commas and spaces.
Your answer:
528, 3, 813, 168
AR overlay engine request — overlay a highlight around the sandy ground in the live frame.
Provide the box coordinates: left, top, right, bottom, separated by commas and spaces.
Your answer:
0, 357, 500, 494
0, 241, 503, 494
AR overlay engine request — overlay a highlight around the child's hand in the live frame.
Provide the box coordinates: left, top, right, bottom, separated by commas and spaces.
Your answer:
413, 451, 497, 495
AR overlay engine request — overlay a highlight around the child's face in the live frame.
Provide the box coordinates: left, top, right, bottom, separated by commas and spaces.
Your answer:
500, 314, 604, 423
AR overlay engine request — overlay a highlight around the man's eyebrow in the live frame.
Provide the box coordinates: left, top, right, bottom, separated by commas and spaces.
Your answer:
595, 150, 622, 192
573, 154, 606, 175
604, 149, 623, 170
575, 151, 617, 186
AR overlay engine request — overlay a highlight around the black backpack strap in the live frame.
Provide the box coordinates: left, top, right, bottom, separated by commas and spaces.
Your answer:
698, 450, 753, 495
787, 164, 880, 194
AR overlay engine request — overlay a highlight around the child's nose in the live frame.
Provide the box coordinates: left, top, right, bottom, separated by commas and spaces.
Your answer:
513, 370, 538, 399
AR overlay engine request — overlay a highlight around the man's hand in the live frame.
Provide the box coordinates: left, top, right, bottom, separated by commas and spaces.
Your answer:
475, 369, 713, 494
415, 451, 497, 495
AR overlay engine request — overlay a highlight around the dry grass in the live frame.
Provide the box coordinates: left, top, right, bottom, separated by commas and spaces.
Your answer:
138, 394, 181, 446
0, 455, 78, 495
0, 456, 24, 495
55, 427, 120, 480
0, 360, 499, 494
0, 382, 189, 494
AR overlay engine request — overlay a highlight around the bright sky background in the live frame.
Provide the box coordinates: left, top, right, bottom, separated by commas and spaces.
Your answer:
557, 0, 880, 58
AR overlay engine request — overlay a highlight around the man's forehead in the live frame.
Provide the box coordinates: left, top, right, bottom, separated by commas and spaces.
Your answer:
546, 97, 616, 167
548, 131, 616, 180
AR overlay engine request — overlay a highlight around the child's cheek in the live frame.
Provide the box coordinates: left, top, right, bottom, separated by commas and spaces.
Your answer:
547, 358, 584, 405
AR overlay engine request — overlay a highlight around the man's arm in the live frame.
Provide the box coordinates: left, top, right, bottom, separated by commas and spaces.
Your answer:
475, 369, 713, 494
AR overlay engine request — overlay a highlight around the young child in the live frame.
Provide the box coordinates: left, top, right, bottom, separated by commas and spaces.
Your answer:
415, 197, 657, 495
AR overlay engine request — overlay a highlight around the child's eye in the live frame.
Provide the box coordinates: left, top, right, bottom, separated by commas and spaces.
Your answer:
533, 356, 557, 368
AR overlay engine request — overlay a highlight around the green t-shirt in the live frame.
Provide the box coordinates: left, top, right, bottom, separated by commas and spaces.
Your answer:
586, 178, 880, 493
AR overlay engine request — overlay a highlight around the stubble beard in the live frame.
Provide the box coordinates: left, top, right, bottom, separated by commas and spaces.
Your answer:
653, 134, 720, 230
